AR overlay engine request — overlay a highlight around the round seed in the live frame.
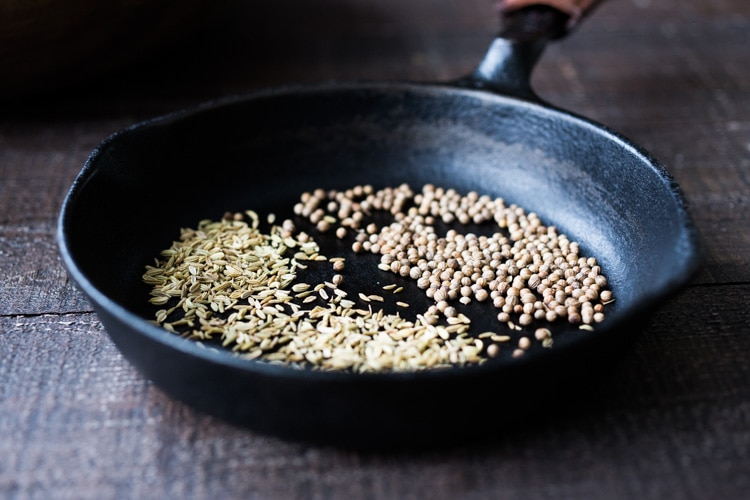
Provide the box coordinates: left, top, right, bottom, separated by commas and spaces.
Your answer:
487, 343, 500, 358
518, 336, 531, 350
534, 328, 551, 341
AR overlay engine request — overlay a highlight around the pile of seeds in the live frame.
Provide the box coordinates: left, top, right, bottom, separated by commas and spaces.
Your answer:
143, 183, 613, 372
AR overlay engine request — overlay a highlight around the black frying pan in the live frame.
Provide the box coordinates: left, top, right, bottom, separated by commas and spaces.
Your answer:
57, 3, 701, 449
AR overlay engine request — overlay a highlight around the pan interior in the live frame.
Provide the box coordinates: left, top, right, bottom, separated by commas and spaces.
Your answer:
62, 83, 695, 357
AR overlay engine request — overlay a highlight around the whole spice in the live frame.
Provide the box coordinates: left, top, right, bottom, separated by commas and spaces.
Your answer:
143, 183, 614, 371
296, 184, 612, 329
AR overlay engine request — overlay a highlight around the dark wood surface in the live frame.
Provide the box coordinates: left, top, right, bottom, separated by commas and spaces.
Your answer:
2, 0, 749, 498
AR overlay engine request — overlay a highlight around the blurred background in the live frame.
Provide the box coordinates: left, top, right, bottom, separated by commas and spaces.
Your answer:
1, 0, 486, 99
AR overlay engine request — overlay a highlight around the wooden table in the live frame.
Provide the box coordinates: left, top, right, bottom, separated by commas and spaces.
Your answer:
2, 0, 748, 498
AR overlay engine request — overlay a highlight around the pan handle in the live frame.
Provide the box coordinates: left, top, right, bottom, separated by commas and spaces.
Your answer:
458, 0, 602, 99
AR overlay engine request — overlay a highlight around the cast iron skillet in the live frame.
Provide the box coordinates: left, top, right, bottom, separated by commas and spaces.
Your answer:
58, 3, 701, 449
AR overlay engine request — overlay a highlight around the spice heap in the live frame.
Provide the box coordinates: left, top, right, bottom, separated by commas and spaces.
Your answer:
143, 183, 613, 372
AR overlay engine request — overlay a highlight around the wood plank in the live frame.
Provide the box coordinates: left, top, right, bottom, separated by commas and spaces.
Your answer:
1, 283, 747, 497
